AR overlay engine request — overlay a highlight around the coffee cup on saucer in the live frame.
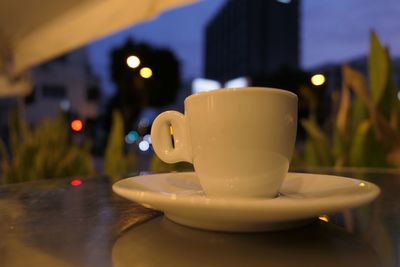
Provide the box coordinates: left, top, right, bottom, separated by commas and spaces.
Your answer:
151, 87, 297, 198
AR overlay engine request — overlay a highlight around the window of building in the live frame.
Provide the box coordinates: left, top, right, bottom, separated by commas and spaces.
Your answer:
86, 86, 100, 101
24, 86, 36, 104
41, 85, 67, 99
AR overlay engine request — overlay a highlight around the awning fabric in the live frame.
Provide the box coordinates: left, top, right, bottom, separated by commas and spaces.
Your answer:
0, 0, 196, 96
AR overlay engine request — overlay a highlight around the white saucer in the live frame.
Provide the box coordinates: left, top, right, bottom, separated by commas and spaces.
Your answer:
112, 172, 380, 232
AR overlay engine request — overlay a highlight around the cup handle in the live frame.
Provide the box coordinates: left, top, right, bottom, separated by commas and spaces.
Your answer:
151, 111, 192, 163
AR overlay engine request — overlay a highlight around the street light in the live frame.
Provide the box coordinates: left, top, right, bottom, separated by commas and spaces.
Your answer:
140, 67, 153, 78
126, 55, 140, 69
311, 74, 326, 86
70, 119, 83, 132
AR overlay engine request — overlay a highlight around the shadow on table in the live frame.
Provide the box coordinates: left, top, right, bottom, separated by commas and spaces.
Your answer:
112, 216, 381, 267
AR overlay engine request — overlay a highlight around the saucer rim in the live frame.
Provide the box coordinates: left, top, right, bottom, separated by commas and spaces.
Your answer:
112, 172, 380, 231
112, 172, 380, 211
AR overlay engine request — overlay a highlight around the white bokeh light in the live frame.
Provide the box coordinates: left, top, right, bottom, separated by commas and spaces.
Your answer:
139, 140, 150, 151
126, 55, 140, 68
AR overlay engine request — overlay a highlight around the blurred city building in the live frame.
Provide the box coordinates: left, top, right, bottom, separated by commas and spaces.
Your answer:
24, 48, 101, 125
204, 0, 299, 84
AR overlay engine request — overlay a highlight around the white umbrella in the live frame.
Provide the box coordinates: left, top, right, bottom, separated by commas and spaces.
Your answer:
0, 0, 196, 96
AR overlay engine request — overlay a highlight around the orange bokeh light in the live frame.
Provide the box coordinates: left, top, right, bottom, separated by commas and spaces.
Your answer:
71, 119, 83, 132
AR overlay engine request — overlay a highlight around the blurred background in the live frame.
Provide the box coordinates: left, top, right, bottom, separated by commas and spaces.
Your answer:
1, 0, 400, 183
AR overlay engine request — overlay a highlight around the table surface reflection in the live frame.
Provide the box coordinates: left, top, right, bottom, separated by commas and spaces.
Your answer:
0, 168, 399, 267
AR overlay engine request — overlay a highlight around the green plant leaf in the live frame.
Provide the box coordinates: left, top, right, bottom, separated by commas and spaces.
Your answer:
104, 111, 127, 176
301, 119, 333, 166
332, 127, 346, 167
0, 112, 94, 183
349, 120, 371, 167
336, 85, 351, 137
369, 31, 389, 105
350, 93, 369, 138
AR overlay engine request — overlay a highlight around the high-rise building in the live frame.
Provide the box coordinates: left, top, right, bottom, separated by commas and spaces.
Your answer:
204, 0, 300, 83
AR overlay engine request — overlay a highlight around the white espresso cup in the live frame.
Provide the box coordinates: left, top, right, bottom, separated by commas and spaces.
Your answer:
151, 87, 298, 198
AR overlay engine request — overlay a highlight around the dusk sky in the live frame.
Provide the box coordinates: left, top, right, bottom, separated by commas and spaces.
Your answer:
88, 0, 400, 96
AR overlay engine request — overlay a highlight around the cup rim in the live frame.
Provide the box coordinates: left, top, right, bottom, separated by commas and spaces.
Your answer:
185, 87, 297, 103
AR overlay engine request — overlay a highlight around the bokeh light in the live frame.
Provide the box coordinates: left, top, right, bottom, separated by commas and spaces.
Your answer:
140, 67, 153, 78
311, 74, 326, 86
143, 134, 151, 144
126, 55, 140, 68
276, 0, 291, 3
70, 119, 83, 132
70, 179, 83, 186
318, 215, 329, 222
125, 131, 139, 144
139, 140, 150, 151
